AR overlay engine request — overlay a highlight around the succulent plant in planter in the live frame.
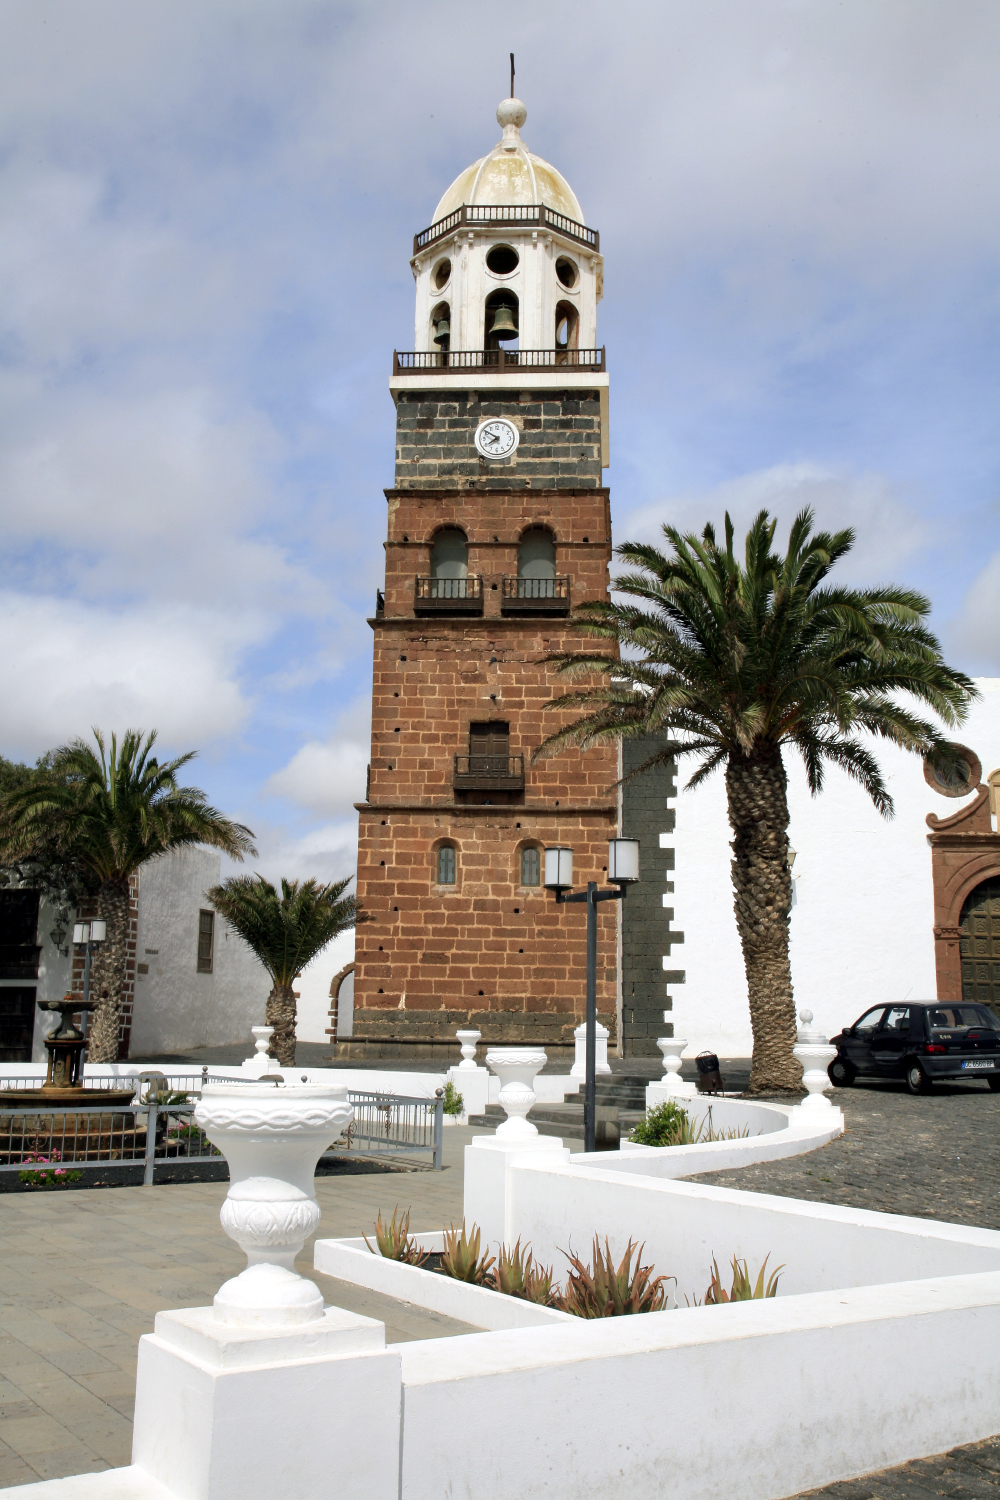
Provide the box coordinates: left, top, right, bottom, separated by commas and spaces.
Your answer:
554, 1237, 673, 1317
440, 1221, 495, 1284
702, 1253, 783, 1304
492, 1238, 556, 1305
364, 1206, 430, 1267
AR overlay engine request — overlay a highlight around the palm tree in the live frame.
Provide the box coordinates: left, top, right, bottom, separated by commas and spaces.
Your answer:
206, 876, 361, 1065
535, 509, 977, 1093
0, 730, 256, 1062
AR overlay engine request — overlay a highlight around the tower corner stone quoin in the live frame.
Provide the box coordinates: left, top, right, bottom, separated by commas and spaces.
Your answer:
347, 93, 621, 1060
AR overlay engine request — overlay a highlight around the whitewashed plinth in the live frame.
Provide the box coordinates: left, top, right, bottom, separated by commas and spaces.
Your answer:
570, 1022, 611, 1080
195, 1078, 353, 1326
131, 1303, 400, 1500
445, 1063, 489, 1124
464, 1134, 570, 1253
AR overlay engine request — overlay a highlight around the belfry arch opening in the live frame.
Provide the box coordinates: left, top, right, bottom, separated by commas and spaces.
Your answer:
430, 301, 450, 351
485, 289, 519, 349
555, 300, 579, 351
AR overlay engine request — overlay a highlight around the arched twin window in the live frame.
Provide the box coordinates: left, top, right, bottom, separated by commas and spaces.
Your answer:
436, 844, 456, 886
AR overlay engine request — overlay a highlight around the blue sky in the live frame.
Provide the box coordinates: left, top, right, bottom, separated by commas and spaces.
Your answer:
2, 0, 998, 883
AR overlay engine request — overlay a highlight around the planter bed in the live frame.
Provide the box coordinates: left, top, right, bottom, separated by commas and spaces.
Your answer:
313, 1233, 576, 1331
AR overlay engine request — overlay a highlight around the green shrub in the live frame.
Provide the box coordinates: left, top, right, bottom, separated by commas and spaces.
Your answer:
441, 1080, 464, 1117
628, 1101, 750, 1147
629, 1100, 702, 1147
554, 1236, 673, 1317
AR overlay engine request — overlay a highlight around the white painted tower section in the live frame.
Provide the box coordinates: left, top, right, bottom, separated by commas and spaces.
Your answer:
410, 98, 604, 355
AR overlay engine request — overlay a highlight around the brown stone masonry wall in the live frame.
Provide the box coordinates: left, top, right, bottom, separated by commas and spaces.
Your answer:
927, 785, 1000, 1000
355, 417, 619, 1046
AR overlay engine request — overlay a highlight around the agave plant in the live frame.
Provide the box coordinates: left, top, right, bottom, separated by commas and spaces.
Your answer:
704, 1253, 783, 1304
440, 1221, 496, 1285
492, 1238, 556, 1305
554, 1237, 673, 1318
363, 1207, 429, 1267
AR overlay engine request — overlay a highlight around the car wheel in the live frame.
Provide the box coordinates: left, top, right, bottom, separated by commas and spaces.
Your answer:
828, 1058, 855, 1087
987, 1076, 1000, 1093
905, 1061, 930, 1095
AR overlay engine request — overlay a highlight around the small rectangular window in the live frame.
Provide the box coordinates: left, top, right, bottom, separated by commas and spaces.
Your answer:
197, 910, 215, 973
436, 845, 456, 886
521, 847, 540, 886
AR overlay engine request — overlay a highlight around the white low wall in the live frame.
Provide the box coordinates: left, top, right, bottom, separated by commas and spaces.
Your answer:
398, 1271, 1000, 1500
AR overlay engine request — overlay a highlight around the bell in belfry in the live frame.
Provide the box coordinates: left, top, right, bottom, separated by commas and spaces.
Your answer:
433, 316, 450, 346
488, 302, 517, 339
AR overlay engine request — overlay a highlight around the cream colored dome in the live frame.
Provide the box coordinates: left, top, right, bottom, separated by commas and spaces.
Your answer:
431, 98, 584, 226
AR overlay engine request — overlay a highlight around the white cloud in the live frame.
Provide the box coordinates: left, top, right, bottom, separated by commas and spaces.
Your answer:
948, 553, 1000, 674
265, 741, 368, 818
226, 818, 360, 889
618, 465, 929, 585
0, 592, 257, 761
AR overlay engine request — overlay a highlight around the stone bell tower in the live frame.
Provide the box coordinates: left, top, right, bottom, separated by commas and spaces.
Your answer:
349, 95, 620, 1059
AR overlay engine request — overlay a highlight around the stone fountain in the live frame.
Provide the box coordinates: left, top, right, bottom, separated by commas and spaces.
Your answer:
0, 996, 133, 1107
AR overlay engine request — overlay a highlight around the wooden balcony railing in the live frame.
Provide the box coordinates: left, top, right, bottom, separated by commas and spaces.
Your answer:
393, 347, 605, 377
414, 203, 599, 257
501, 576, 571, 614
414, 576, 484, 616
453, 755, 525, 793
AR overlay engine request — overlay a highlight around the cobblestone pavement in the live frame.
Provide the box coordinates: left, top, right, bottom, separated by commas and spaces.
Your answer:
796, 1435, 1000, 1499
688, 1077, 1000, 1228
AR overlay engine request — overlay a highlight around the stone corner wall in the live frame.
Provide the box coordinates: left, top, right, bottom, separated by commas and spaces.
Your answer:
621, 737, 685, 1057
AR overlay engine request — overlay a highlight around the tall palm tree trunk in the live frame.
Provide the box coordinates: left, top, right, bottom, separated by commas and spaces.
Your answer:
265, 982, 297, 1067
726, 751, 802, 1094
86, 877, 132, 1064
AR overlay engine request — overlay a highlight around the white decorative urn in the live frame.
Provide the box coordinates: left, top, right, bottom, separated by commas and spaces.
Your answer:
455, 1029, 481, 1071
656, 1037, 697, 1099
792, 1010, 837, 1110
570, 1021, 612, 1080
195, 1076, 353, 1326
485, 1047, 547, 1140
241, 1025, 280, 1078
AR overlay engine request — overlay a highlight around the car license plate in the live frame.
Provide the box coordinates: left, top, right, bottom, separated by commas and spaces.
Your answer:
962, 1060, 995, 1070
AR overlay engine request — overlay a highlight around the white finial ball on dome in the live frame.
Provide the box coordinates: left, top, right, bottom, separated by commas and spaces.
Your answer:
497, 97, 527, 130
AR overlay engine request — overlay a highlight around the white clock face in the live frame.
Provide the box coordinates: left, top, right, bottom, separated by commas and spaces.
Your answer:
474, 417, 519, 460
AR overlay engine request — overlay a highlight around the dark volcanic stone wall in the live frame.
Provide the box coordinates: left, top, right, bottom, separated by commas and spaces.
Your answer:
393, 389, 603, 489
621, 736, 685, 1057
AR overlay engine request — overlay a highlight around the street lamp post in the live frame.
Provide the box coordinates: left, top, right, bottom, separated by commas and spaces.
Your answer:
72, 919, 107, 1040
545, 839, 640, 1154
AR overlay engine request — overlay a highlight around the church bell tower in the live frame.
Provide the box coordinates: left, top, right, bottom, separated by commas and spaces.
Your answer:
350, 95, 619, 1058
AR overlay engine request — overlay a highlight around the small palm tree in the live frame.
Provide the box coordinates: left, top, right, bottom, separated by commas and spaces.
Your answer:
0, 730, 256, 1062
206, 876, 361, 1065
535, 509, 977, 1092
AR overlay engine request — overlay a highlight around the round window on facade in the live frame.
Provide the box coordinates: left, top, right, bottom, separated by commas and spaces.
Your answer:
555, 256, 578, 288
486, 244, 519, 276
923, 743, 982, 798
433, 258, 452, 290
436, 844, 457, 886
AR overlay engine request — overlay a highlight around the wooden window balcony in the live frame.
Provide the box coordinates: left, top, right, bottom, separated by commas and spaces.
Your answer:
453, 755, 525, 793
414, 576, 484, 616
501, 576, 571, 615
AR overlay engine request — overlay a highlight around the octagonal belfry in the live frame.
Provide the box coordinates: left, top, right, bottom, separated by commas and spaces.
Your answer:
348, 95, 619, 1061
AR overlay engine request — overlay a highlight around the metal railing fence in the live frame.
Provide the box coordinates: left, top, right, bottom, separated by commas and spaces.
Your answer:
0, 1086, 445, 1183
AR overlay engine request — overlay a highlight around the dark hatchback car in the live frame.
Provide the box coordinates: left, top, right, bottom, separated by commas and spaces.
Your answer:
828, 1001, 1000, 1094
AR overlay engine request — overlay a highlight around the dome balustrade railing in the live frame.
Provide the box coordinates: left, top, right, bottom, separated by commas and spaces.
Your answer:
414, 201, 599, 255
